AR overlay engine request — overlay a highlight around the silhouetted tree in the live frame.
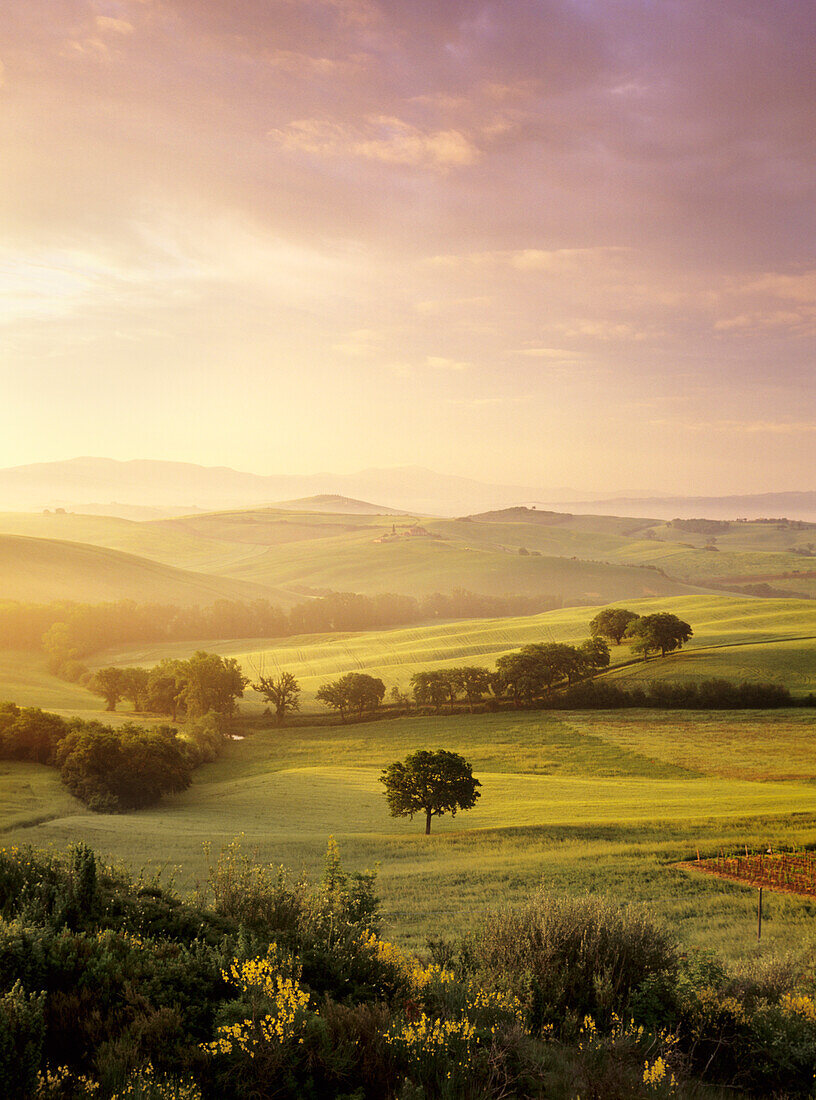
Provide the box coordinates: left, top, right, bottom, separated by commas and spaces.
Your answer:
252, 671, 301, 725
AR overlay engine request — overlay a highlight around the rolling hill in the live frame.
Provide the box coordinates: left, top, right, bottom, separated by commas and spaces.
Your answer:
0, 533, 281, 606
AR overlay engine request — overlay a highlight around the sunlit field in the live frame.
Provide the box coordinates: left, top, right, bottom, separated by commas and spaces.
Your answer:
3, 709, 815, 958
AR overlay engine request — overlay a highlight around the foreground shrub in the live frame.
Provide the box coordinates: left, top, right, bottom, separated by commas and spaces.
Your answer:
472, 891, 679, 1033
0, 980, 45, 1097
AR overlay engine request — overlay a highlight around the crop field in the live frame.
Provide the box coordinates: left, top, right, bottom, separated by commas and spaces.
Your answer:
2, 708, 816, 959
689, 850, 816, 898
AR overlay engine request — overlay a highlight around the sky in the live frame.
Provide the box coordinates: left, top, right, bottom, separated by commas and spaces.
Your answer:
0, 0, 814, 496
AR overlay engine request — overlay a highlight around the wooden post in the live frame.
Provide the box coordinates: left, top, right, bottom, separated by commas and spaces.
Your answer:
757, 887, 763, 941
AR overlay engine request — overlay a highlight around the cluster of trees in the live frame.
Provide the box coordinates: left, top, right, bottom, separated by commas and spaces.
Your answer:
316, 673, 386, 721
89, 651, 248, 718
670, 518, 731, 535
0, 703, 196, 811
589, 608, 693, 657
404, 641, 611, 711
494, 639, 610, 704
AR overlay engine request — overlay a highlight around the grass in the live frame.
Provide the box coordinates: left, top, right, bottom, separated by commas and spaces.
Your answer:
3, 708, 816, 959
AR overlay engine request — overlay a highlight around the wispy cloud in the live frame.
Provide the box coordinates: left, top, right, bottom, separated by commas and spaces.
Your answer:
270, 117, 479, 169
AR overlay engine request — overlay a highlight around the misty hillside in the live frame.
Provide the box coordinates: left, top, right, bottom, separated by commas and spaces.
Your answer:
0, 534, 281, 607
272, 494, 403, 515
0, 457, 553, 516
539, 492, 816, 523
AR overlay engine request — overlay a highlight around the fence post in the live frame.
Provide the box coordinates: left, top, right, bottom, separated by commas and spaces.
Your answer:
757, 887, 762, 942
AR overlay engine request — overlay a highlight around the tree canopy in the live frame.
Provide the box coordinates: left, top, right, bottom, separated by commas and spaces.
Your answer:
379, 749, 481, 834
316, 672, 385, 721
625, 613, 693, 658
589, 608, 641, 645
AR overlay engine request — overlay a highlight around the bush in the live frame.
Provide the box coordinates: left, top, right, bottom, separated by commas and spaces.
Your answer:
472, 892, 678, 1033
0, 980, 45, 1097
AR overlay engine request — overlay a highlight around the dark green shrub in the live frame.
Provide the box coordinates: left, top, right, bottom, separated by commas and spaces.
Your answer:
0, 980, 45, 1098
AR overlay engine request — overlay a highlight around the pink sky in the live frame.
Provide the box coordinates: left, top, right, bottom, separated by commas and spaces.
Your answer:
0, 0, 814, 495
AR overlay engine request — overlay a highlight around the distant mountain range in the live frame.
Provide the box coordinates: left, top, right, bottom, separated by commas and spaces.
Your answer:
0, 457, 571, 517
0, 457, 812, 521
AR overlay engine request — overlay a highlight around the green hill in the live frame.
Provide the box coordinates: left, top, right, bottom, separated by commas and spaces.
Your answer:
212, 526, 703, 602
0, 533, 280, 606
0, 510, 259, 573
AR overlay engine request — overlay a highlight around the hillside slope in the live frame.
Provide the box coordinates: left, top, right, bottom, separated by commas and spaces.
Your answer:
0, 511, 257, 573
0, 534, 280, 606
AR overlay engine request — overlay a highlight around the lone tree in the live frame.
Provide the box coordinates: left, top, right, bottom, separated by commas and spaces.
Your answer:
589, 608, 640, 645
252, 671, 300, 725
379, 749, 481, 835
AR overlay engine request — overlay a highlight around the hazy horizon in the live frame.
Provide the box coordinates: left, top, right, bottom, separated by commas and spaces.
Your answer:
1, 1, 814, 495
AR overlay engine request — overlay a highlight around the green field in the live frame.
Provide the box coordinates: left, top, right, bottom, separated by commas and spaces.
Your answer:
2, 708, 815, 959
86, 594, 816, 709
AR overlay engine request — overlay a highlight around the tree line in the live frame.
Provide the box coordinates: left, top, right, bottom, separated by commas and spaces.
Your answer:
88, 650, 248, 719
0, 588, 562, 677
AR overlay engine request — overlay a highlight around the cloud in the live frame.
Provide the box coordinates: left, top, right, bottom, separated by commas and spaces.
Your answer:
270, 116, 480, 169
651, 419, 816, 436
740, 270, 816, 304
510, 347, 584, 359
429, 248, 628, 271
95, 17, 135, 35
332, 328, 383, 356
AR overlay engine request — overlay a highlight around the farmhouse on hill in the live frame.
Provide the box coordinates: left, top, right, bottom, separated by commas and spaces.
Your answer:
373, 523, 434, 543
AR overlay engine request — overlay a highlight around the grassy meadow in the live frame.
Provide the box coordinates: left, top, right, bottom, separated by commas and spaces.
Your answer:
2, 708, 815, 960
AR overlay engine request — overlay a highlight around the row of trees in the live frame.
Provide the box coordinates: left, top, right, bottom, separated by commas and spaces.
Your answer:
89, 651, 248, 718
1, 588, 562, 669
263, 610, 695, 723
83, 608, 694, 724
